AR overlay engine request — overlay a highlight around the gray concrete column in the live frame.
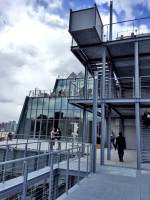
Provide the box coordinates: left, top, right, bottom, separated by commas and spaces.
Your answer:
134, 41, 141, 169
92, 71, 98, 173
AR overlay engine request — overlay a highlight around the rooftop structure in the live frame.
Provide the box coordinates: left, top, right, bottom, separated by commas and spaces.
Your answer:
1, 2, 150, 199
68, 3, 150, 172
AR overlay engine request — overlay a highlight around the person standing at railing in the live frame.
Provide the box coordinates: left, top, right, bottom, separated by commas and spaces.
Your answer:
56, 128, 61, 150
50, 128, 57, 148
56, 128, 61, 140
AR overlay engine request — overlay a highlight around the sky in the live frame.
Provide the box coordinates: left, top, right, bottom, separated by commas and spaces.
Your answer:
0, 0, 150, 122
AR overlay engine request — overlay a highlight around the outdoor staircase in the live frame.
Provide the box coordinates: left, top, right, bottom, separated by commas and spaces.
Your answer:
141, 123, 150, 163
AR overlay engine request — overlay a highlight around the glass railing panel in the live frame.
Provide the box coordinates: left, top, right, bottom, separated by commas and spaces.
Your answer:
106, 77, 135, 99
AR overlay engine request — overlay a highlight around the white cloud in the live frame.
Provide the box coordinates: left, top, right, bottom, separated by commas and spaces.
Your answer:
0, 0, 82, 122
96, 0, 150, 19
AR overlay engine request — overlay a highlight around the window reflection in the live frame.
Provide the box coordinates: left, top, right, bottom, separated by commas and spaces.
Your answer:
32, 98, 37, 109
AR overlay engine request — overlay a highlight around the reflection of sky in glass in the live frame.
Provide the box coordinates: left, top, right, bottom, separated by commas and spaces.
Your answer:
37, 98, 44, 109
32, 98, 37, 109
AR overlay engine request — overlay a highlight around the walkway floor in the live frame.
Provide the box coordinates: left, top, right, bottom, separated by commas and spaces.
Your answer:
58, 166, 150, 200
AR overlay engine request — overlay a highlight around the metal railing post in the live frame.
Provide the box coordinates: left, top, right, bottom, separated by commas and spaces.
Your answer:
86, 145, 89, 177
24, 143, 28, 158
50, 140, 53, 151
66, 150, 69, 195
22, 160, 28, 200
37, 142, 41, 170
78, 147, 81, 184
90, 144, 93, 173
2, 144, 9, 182
48, 153, 53, 200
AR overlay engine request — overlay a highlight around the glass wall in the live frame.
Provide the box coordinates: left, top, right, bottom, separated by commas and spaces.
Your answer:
17, 77, 95, 141
22, 96, 83, 139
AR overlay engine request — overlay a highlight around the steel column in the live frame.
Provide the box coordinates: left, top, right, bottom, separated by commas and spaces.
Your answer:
102, 47, 106, 98
84, 67, 88, 98
83, 109, 87, 143
135, 41, 140, 98
101, 103, 106, 165
101, 46, 106, 165
92, 71, 98, 173
134, 41, 141, 169
82, 67, 88, 143
109, 0, 113, 41
107, 108, 111, 160
135, 103, 141, 169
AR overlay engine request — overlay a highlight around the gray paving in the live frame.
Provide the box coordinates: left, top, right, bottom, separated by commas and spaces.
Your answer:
58, 166, 150, 200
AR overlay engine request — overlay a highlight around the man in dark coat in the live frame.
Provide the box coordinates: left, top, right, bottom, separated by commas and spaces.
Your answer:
115, 132, 126, 162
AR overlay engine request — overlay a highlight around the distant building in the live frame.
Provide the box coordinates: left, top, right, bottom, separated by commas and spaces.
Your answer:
0, 120, 17, 132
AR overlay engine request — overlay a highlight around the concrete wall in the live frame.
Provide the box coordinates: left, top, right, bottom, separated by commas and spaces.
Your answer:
124, 119, 136, 150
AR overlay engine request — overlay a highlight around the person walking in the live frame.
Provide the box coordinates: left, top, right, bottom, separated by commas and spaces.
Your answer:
115, 132, 126, 162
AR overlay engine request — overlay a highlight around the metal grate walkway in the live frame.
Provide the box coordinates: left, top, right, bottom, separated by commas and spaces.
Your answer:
58, 166, 150, 200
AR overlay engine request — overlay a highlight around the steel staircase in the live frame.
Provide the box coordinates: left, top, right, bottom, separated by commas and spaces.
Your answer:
141, 122, 150, 163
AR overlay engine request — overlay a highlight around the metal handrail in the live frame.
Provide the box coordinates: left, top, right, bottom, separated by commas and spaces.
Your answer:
0, 141, 92, 199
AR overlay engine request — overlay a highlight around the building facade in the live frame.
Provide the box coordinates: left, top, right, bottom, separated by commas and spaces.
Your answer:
68, 4, 150, 171
16, 4, 150, 172
16, 72, 101, 143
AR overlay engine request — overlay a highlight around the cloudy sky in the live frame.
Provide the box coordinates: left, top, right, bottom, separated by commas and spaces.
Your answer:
0, 0, 150, 122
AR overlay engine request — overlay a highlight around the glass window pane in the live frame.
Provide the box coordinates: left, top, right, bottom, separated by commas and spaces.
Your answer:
48, 110, 54, 118
31, 110, 37, 119
68, 103, 74, 109
27, 108, 32, 118
43, 98, 49, 109
37, 98, 44, 109
28, 98, 32, 108
74, 110, 81, 118
43, 109, 48, 117
60, 110, 67, 119
36, 110, 43, 118
32, 98, 37, 109
55, 97, 61, 110
49, 98, 55, 109
61, 98, 67, 109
